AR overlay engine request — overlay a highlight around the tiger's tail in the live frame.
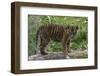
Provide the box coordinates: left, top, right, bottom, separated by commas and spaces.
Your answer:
36, 29, 40, 54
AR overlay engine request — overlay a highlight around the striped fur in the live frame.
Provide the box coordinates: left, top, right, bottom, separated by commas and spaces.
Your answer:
36, 24, 78, 58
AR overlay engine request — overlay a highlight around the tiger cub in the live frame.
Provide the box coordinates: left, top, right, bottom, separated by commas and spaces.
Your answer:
36, 24, 78, 58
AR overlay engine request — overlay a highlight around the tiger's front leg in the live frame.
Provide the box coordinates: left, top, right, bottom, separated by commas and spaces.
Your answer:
66, 41, 70, 59
62, 41, 70, 59
67, 40, 71, 53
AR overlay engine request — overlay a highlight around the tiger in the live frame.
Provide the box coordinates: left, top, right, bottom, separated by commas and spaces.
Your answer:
36, 24, 79, 58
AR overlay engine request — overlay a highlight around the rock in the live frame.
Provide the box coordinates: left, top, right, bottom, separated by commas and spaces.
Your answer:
28, 52, 66, 60
28, 50, 88, 61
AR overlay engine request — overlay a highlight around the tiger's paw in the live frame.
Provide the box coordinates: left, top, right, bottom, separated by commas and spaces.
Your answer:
66, 56, 70, 59
41, 51, 48, 55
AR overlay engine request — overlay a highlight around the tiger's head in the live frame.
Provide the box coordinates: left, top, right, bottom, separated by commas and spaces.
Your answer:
65, 26, 79, 39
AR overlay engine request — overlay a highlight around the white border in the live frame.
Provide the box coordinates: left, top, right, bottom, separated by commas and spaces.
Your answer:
20, 6, 95, 70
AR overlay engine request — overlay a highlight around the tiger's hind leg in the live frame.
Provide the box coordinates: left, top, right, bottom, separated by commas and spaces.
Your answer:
39, 38, 50, 55
62, 39, 70, 59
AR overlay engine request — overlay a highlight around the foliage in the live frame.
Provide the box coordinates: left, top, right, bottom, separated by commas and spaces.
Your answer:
28, 15, 88, 56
